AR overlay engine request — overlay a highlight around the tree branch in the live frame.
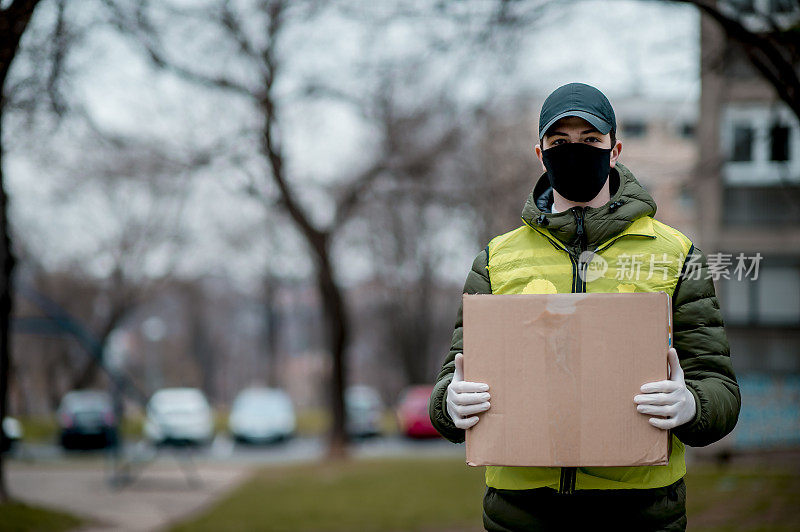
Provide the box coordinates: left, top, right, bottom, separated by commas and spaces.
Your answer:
256, 0, 327, 252
0, 0, 42, 87
333, 162, 387, 227
45, 0, 68, 116
100, 0, 257, 98
668, 0, 800, 119
218, 0, 262, 65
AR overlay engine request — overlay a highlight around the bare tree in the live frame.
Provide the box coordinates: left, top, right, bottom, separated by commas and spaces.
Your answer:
25, 128, 197, 389
665, 0, 800, 119
356, 103, 463, 385
172, 279, 222, 402
3, 115, 203, 448
100, 0, 368, 456
98, 0, 482, 457
460, 101, 543, 247
0, 0, 45, 502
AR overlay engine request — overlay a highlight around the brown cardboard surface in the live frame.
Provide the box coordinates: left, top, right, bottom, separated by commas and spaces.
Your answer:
463, 292, 670, 467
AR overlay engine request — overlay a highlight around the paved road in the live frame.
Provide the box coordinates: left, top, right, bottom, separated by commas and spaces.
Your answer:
7, 435, 796, 531
12, 434, 462, 464
7, 460, 249, 532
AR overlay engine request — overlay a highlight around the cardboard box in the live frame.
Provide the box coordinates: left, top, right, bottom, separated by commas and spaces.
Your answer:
463, 292, 671, 467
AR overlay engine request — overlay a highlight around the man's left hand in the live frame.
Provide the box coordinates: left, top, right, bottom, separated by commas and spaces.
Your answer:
634, 347, 697, 430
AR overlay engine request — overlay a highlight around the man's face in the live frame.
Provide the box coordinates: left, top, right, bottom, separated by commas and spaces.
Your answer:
534, 116, 622, 172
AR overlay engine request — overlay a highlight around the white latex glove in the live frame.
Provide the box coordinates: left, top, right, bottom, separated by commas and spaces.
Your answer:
446, 353, 491, 430
634, 347, 697, 430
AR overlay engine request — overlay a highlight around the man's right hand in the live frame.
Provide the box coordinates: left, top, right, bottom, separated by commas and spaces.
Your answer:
446, 353, 491, 430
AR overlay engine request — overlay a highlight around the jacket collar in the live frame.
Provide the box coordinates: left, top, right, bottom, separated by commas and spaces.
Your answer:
520, 162, 658, 252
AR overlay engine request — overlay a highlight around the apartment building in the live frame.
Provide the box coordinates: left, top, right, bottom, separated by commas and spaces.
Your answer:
613, 97, 699, 239
696, 0, 800, 449
697, 1, 800, 373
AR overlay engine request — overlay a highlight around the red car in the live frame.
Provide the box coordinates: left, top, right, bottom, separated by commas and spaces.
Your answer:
397, 385, 441, 439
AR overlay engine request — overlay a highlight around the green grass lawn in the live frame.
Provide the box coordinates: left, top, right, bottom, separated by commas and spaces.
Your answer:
171, 458, 800, 532
14, 408, 360, 443
171, 457, 487, 532
15, 415, 144, 443
0, 501, 84, 532
684, 463, 800, 531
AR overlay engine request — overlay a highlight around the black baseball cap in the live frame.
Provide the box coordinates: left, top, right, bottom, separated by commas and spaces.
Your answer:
538, 82, 616, 139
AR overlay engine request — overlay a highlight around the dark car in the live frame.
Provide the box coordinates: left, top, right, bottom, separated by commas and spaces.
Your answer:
57, 390, 118, 450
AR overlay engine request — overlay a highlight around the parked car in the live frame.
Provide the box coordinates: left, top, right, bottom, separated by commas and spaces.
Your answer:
229, 387, 296, 444
144, 388, 213, 446
345, 385, 383, 438
396, 385, 440, 439
57, 390, 117, 450
1, 417, 22, 452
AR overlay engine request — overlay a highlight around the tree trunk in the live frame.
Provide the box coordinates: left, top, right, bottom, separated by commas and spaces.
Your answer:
70, 295, 131, 390
188, 296, 216, 402
313, 239, 349, 459
262, 276, 280, 388
674, 0, 800, 121
0, 0, 42, 503
257, 57, 351, 456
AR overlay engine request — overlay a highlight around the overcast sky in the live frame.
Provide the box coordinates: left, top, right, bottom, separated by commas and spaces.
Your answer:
8, 0, 700, 288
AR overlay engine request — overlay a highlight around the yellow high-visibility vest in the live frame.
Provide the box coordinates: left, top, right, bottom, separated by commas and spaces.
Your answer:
485, 214, 693, 490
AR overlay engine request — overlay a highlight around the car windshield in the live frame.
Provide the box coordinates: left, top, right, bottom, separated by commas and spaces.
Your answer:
150, 390, 207, 415
346, 387, 381, 408
401, 389, 431, 408
155, 402, 204, 415
348, 397, 377, 410
64, 393, 110, 412
234, 392, 287, 413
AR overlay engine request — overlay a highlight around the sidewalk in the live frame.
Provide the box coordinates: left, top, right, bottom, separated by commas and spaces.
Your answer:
7, 459, 250, 531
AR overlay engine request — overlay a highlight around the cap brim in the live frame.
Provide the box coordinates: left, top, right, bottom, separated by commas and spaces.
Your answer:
539, 110, 613, 139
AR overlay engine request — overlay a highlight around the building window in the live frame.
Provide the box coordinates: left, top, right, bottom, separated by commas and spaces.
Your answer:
769, 0, 797, 14
721, 274, 752, 324
622, 120, 647, 138
722, 185, 800, 225
732, 0, 798, 14
679, 122, 695, 139
731, 0, 756, 13
770, 123, 790, 161
756, 267, 800, 325
678, 184, 695, 211
721, 104, 800, 186
722, 264, 800, 326
732, 125, 754, 161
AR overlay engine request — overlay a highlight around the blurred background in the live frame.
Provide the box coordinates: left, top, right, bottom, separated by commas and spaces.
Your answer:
0, 0, 798, 531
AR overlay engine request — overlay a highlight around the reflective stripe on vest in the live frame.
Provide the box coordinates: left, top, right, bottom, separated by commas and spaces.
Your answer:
484, 215, 693, 491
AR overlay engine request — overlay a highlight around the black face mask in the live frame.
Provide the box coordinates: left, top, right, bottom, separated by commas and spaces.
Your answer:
541, 143, 612, 203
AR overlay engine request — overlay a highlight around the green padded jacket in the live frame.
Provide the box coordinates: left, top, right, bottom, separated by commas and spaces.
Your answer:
429, 163, 741, 476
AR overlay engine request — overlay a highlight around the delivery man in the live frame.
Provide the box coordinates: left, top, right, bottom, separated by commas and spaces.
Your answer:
428, 82, 740, 531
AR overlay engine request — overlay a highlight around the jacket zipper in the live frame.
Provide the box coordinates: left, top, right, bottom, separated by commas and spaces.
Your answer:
559, 207, 586, 495
525, 210, 653, 494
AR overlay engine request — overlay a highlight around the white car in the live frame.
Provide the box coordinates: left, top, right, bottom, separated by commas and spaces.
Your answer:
144, 388, 214, 445
2, 417, 22, 452
229, 387, 295, 444
346, 385, 384, 438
